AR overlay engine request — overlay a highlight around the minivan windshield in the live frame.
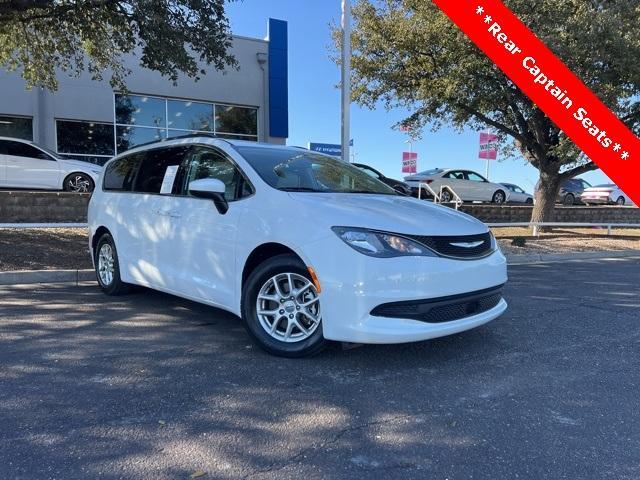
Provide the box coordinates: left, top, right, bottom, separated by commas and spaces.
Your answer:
235, 146, 397, 195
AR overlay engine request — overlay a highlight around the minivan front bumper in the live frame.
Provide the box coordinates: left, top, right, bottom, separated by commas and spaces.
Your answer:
303, 234, 508, 344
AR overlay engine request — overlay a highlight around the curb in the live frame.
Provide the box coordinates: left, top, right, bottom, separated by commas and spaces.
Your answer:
0, 251, 638, 285
0, 269, 95, 286
506, 250, 640, 264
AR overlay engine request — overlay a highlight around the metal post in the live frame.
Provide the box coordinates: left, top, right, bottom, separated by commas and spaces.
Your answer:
341, 0, 351, 163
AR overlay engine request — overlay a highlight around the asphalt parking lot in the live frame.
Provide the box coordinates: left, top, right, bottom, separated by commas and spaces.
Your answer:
1, 258, 639, 480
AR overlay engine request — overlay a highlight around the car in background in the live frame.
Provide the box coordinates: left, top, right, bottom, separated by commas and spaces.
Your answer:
557, 177, 591, 206
581, 184, 634, 206
500, 183, 534, 204
89, 136, 507, 357
404, 168, 510, 204
0, 136, 102, 192
352, 163, 411, 195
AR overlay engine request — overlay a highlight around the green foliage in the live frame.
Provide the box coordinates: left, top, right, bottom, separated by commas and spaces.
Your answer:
0, 0, 238, 91
339, 0, 640, 180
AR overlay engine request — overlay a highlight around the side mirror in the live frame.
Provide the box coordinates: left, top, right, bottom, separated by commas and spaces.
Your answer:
188, 178, 229, 214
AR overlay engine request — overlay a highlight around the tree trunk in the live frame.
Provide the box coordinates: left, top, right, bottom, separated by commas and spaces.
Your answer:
531, 169, 561, 225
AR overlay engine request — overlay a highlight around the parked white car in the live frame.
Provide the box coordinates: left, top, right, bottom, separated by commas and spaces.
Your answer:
405, 168, 511, 204
500, 183, 534, 204
580, 184, 634, 206
0, 136, 102, 192
88, 137, 508, 357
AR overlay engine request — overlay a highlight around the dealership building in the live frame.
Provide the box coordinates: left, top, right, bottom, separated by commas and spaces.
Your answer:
0, 19, 288, 165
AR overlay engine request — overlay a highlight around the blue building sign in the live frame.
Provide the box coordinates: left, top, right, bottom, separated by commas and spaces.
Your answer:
309, 142, 342, 157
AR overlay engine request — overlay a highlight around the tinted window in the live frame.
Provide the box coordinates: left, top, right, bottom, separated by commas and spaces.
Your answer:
466, 172, 486, 182
167, 100, 214, 131
357, 165, 381, 179
115, 94, 166, 127
215, 105, 258, 136
444, 171, 464, 180
103, 154, 143, 191
133, 146, 190, 194
56, 120, 115, 156
0, 116, 33, 140
4, 141, 52, 160
179, 147, 246, 200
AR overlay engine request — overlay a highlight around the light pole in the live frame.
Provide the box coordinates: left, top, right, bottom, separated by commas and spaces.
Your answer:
341, 0, 351, 163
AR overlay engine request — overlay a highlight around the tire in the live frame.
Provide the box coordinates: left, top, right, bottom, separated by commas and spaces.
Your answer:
64, 172, 94, 193
94, 233, 131, 295
616, 196, 625, 206
241, 254, 327, 358
440, 189, 453, 203
525, 198, 534, 205
492, 190, 506, 204
563, 193, 575, 206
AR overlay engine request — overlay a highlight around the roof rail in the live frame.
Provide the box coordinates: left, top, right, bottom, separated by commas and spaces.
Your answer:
128, 133, 232, 150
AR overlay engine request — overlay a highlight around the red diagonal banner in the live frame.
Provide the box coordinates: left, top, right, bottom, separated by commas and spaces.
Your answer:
432, 0, 639, 205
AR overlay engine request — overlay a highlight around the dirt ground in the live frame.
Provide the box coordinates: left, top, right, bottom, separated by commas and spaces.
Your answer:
0, 227, 638, 271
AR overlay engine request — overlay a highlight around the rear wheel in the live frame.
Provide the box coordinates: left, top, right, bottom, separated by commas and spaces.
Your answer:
63, 172, 94, 193
492, 190, 506, 204
241, 254, 327, 357
616, 196, 625, 206
525, 197, 534, 205
94, 233, 131, 295
440, 189, 453, 203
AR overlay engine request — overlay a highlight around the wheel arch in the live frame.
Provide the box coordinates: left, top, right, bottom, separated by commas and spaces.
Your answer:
241, 242, 305, 287
91, 226, 112, 254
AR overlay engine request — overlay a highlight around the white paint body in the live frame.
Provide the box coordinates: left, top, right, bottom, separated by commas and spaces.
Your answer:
405, 168, 511, 203
88, 138, 508, 344
580, 185, 635, 206
0, 137, 102, 190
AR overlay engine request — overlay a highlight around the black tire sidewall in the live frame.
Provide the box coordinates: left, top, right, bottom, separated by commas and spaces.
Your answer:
241, 254, 326, 358
617, 196, 625, 205
95, 233, 128, 295
564, 194, 575, 205
64, 173, 94, 193
493, 190, 505, 204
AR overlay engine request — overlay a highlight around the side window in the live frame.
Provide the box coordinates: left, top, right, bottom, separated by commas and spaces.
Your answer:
445, 171, 464, 180
515, 186, 525, 194
6, 141, 52, 160
133, 146, 190, 194
103, 153, 143, 191
466, 172, 487, 182
359, 166, 380, 179
179, 146, 247, 200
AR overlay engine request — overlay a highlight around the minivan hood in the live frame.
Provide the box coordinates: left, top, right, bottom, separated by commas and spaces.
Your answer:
288, 192, 487, 236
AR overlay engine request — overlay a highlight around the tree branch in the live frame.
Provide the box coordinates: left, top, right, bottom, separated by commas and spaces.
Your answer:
559, 162, 599, 180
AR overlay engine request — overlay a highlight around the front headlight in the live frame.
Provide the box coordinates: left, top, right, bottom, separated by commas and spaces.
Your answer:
332, 227, 437, 258
489, 231, 500, 252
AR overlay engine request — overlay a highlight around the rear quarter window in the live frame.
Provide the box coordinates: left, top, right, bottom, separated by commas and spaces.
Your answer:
103, 153, 143, 191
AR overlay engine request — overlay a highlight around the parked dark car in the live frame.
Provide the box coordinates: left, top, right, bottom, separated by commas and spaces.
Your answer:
352, 163, 412, 195
557, 178, 592, 205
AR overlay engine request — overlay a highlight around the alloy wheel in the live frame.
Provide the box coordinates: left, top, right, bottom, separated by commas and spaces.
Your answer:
256, 272, 321, 343
98, 243, 115, 286
67, 174, 91, 192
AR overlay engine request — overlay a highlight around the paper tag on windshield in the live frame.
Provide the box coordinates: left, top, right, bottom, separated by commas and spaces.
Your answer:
160, 165, 179, 194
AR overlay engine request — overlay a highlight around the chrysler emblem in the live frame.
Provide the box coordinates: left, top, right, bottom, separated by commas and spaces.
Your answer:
450, 240, 484, 248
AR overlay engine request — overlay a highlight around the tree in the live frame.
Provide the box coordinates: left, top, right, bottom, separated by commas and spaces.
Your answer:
339, 0, 640, 221
0, 0, 237, 91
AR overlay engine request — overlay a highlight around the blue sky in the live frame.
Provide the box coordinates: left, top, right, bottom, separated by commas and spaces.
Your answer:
225, 0, 610, 191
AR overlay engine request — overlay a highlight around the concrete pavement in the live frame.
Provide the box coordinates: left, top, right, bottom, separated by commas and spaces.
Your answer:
0, 258, 639, 479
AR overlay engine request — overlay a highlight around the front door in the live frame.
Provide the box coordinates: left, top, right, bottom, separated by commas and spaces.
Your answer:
4, 141, 60, 189
157, 145, 252, 310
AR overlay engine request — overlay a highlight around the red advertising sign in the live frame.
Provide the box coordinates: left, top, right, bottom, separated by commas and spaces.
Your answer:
431, 0, 640, 205
479, 131, 498, 160
402, 151, 417, 173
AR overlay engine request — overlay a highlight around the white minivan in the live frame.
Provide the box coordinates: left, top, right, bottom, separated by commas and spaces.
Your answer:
88, 136, 507, 357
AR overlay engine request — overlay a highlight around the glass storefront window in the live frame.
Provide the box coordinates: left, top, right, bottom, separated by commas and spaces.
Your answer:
0, 116, 33, 140
215, 105, 258, 135
116, 126, 167, 153
56, 120, 114, 156
167, 100, 214, 132
115, 94, 166, 128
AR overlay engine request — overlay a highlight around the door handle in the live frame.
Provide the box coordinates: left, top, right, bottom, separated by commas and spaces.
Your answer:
156, 209, 182, 218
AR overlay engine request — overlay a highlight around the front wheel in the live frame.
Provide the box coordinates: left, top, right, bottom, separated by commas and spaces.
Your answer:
440, 189, 453, 203
64, 172, 94, 193
241, 254, 327, 357
616, 196, 626, 206
563, 193, 575, 206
